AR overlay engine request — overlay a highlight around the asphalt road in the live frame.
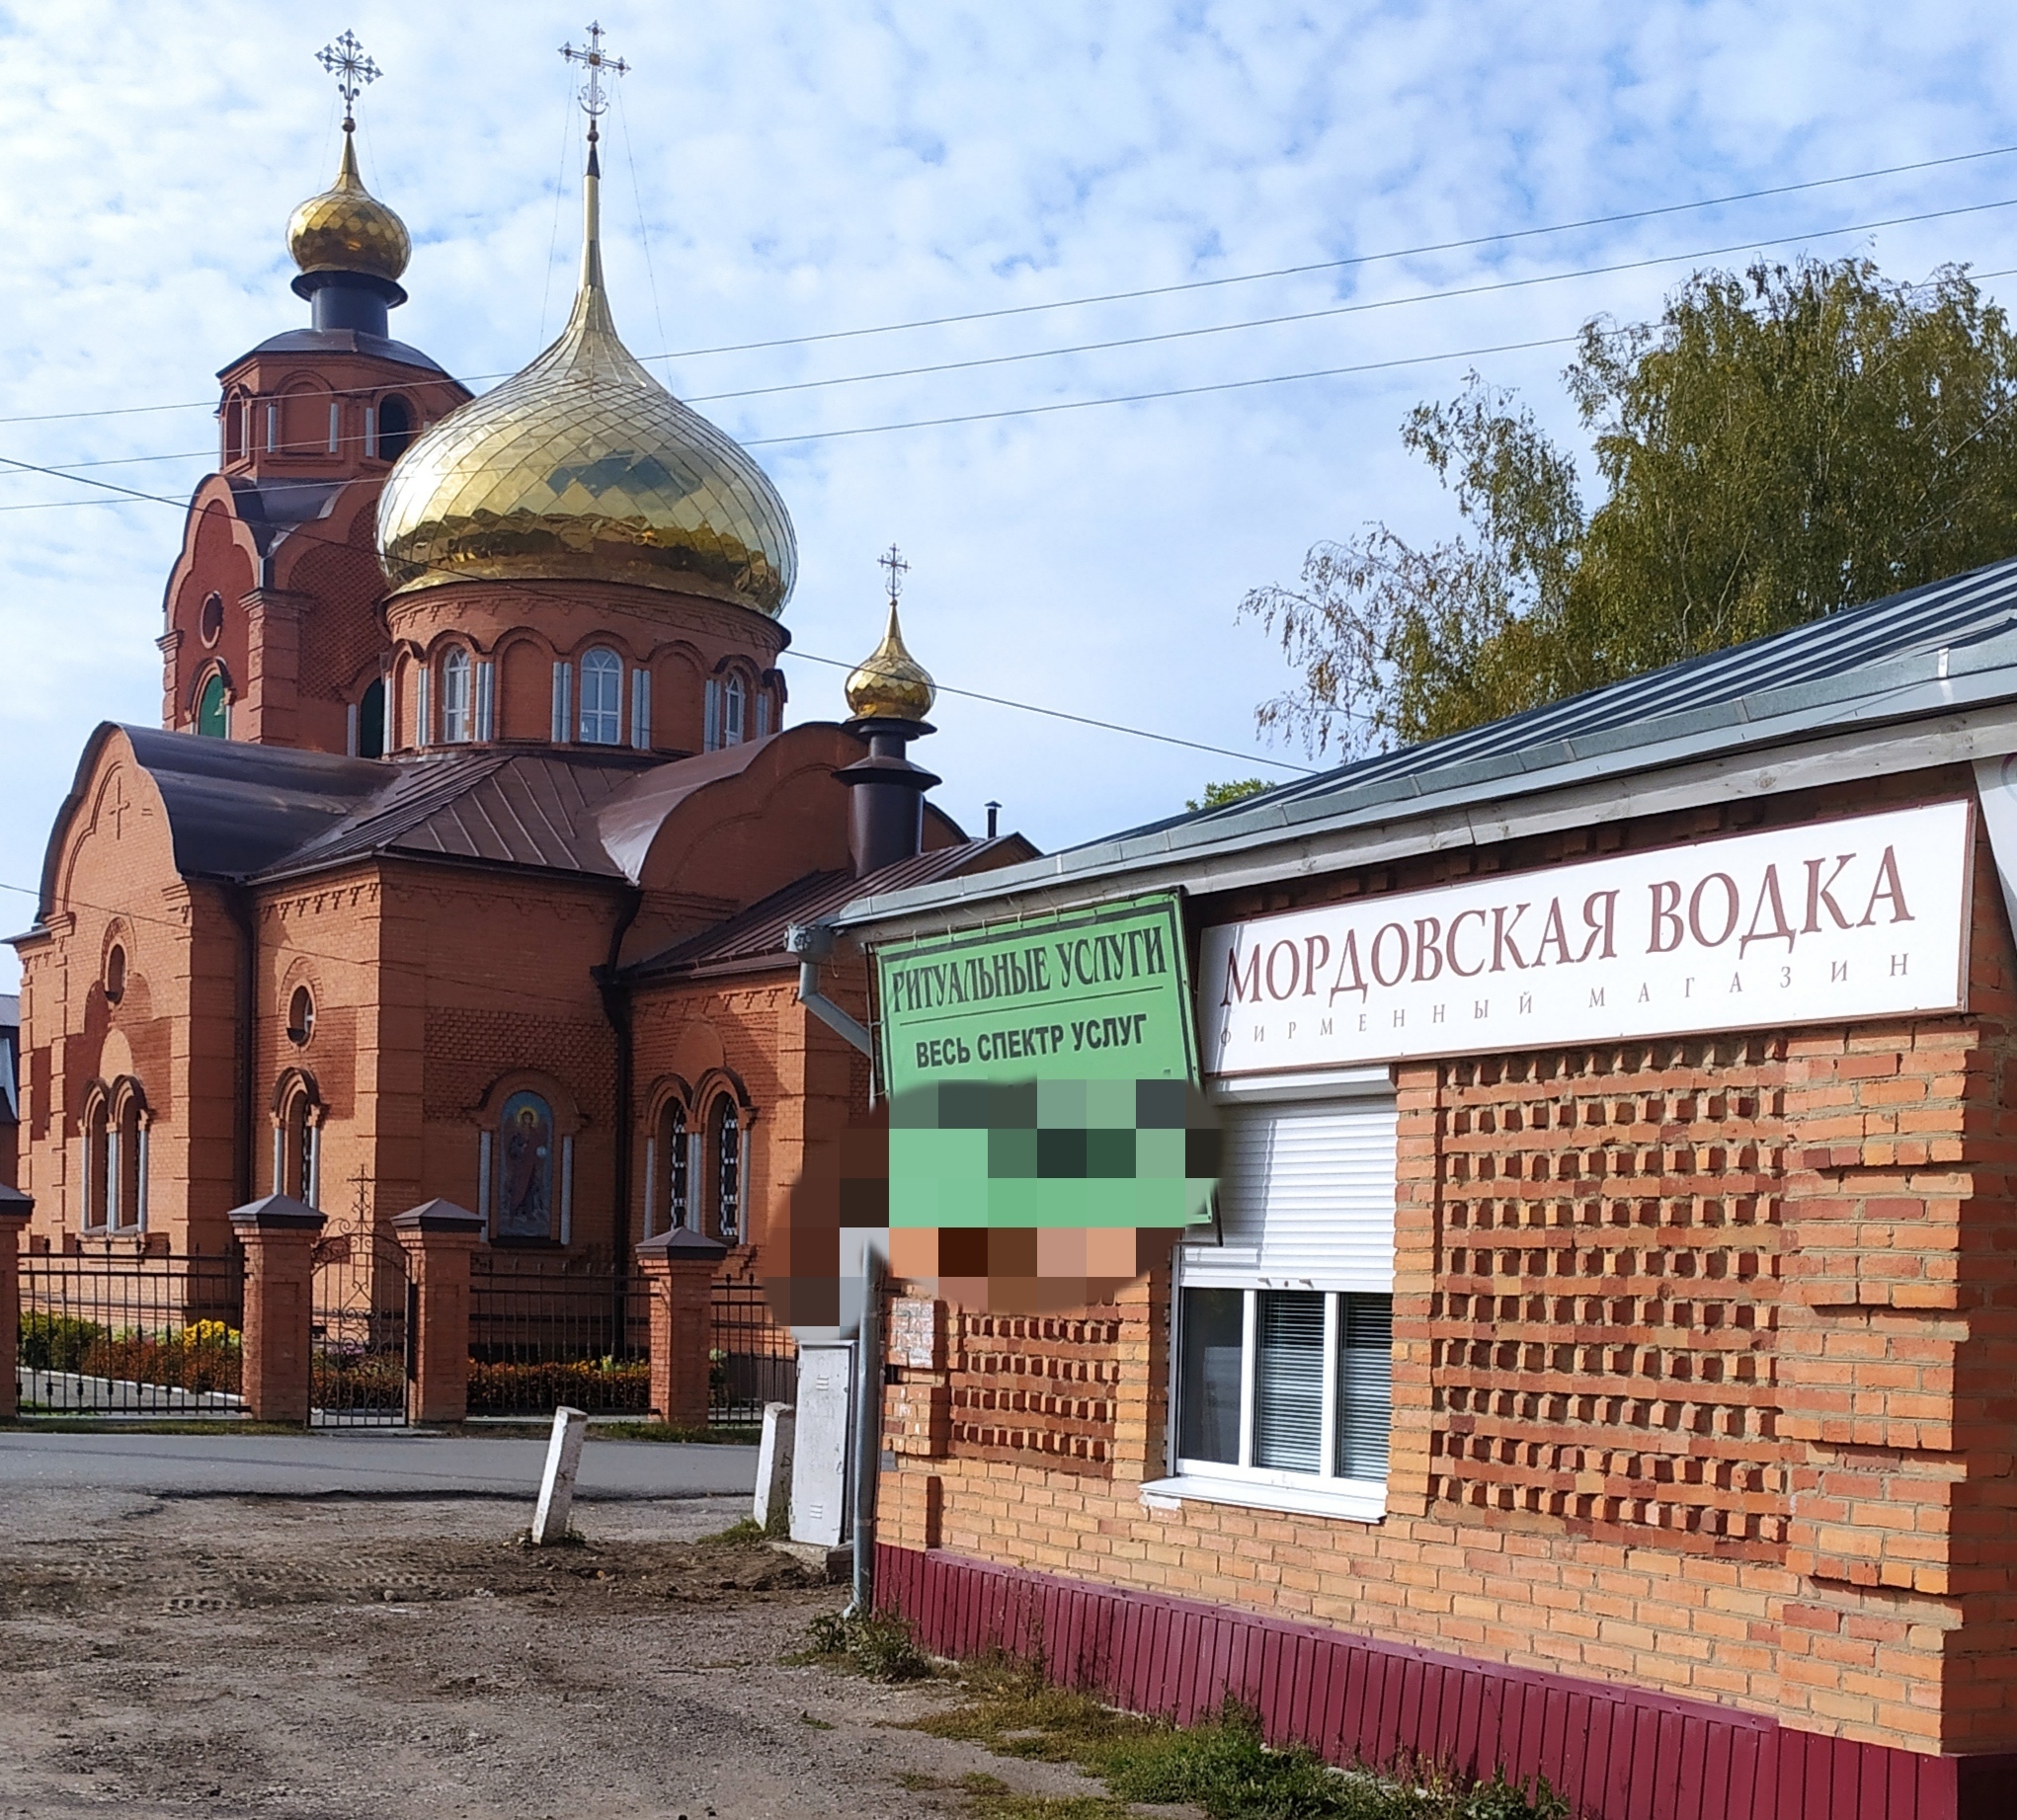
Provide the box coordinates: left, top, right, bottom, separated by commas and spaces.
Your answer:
0, 1429, 759, 1501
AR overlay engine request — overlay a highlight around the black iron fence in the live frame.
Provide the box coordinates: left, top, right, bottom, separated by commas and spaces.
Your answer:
17, 1248, 246, 1417
310, 1230, 412, 1427
468, 1251, 650, 1416
710, 1278, 794, 1427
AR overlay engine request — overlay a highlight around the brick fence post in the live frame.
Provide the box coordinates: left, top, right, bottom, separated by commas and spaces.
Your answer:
229, 1193, 325, 1425
392, 1199, 485, 1425
636, 1227, 728, 1429
0, 1185, 33, 1422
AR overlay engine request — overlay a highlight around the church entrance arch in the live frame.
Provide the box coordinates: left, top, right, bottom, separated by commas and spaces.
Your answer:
310, 1227, 414, 1426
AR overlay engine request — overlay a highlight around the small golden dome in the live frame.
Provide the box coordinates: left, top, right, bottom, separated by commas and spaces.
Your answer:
374, 154, 794, 614
846, 602, 935, 721
286, 128, 411, 285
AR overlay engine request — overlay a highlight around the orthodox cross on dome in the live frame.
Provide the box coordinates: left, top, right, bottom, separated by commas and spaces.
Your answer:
878, 542, 910, 608
561, 22, 630, 143
315, 30, 381, 131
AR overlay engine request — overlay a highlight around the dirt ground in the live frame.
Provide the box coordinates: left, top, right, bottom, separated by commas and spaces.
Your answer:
0, 1486, 1126, 1820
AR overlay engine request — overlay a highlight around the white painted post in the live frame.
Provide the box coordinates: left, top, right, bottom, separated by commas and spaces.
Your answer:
754, 1401, 796, 1531
530, 1405, 589, 1544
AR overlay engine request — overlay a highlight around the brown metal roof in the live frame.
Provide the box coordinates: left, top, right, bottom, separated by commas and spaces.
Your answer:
255, 750, 656, 882
624, 835, 1036, 981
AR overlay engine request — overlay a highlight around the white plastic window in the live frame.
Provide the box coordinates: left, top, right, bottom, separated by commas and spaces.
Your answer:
579, 648, 622, 745
441, 648, 471, 744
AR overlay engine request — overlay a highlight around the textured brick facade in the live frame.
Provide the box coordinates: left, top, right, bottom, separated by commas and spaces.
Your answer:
880, 767, 2017, 1763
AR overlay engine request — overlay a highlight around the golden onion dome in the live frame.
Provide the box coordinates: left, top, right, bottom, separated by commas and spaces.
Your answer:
846, 602, 935, 721
286, 128, 411, 285
373, 151, 795, 614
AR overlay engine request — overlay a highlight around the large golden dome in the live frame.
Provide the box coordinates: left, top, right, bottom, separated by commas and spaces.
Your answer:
287, 128, 410, 286
374, 156, 795, 615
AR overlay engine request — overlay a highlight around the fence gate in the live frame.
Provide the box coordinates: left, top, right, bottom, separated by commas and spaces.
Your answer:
310, 1229, 413, 1426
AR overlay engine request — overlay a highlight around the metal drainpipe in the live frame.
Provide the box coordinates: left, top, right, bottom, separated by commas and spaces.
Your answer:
847, 1246, 885, 1620
223, 884, 257, 1209
784, 922, 872, 1055
594, 887, 644, 1316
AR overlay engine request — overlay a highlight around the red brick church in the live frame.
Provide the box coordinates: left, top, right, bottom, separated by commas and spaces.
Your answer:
8, 97, 1028, 1283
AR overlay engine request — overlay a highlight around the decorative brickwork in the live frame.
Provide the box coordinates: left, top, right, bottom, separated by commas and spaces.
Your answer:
1428, 1038, 1790, 1556
947, 1309, 1121, 1469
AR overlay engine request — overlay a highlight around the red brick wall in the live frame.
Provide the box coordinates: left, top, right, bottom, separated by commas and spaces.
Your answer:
880, 767, 2017, 1758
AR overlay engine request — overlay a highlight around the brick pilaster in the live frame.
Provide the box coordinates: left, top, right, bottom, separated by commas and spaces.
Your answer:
392, 1198, 485, 1425
637, 1227, 727, 1428
229, 1193, 324, 1424
0, 1186, 33, 1421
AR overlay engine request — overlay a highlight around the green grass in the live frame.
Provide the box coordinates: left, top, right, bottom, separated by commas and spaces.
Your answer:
795, 1608, 937, 1682
906, 1655, 1572, 1820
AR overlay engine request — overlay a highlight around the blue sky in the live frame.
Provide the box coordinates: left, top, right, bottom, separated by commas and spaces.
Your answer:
3, 2, 2017, 989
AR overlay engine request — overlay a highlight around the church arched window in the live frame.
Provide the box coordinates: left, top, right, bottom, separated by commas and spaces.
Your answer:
710, 1094, 743, 1243
358, 677, 385, 759
83, 1094, 110, 1228
222, 395, 245, 465
650, 1100, 689, 1235
723, 673, 747, 746
274, 1078, 320, 1207
579, 648, 622, 745
116, 1087, 146, 1229
376, 396, 415, 460
441, 648, 472, 744
495, 1091, 557, 1241
196, 672, 229, 740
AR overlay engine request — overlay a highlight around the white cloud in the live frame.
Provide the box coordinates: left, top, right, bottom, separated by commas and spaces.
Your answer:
3, 1, 2016, 987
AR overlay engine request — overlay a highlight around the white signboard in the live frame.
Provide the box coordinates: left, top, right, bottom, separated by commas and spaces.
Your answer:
1200, 800, 1974, 1076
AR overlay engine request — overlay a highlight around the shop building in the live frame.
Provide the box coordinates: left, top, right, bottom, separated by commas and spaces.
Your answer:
833, 560, 2017, 1815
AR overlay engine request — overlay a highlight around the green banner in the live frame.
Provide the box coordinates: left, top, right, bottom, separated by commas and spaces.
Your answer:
875, 893, 1213, 1229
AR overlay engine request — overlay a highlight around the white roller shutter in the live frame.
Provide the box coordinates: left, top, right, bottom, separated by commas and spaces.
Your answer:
1184, 1096, 1396, 1293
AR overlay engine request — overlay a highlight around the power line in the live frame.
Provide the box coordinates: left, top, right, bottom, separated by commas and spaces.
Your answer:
0, 448, 1320, 773
12, 219, 2017, 497
5, 140, 2017, 431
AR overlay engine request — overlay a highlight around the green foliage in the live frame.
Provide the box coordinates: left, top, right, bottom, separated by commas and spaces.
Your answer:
801, 1608, 936, 1682
707, 1518, 767, 1544
1246, 258, 2017, 756
20, 1313, 242, 1396
18, 1311, 108, 1373
1187, 777, 1274, 813
914, 1670, 1572, 1820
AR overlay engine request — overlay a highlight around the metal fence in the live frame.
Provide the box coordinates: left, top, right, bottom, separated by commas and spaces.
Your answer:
310, 1230, 413, 1427
467, 1251, 650, 1416
17, 1248, 246, 1417
710, 1278, 795, 1427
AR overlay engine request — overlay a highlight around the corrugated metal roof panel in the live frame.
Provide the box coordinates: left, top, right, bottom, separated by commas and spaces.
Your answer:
836, 553, 2017, 926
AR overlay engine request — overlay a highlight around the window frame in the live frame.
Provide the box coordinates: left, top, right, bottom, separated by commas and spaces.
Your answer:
441, 647, 472, 744
579, 647, 623, 745
1146, 1068, 1398, 1526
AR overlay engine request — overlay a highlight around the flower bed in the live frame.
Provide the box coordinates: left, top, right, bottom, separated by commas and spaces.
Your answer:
21, 1312, 242, 1396
466, 1356, 651, 1415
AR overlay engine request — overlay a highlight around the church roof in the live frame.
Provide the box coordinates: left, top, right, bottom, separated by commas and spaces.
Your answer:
221, 328, 450, 380
257, 748, 650, 883
34, 726, 901, 921
622, 834, 1036, 982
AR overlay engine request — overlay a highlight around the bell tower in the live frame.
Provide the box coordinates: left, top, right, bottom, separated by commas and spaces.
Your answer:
156, 35, 469, 756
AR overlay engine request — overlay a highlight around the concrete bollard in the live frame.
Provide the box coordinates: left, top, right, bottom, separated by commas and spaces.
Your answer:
754, 1401, 795, 1532
531, 1405, 588, 1544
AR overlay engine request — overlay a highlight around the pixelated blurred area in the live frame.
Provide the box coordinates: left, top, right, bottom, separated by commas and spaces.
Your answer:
763, 1106, 889, 1330
763, 1079, 1219, 1323
889, 1222, 1185, 1313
